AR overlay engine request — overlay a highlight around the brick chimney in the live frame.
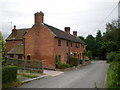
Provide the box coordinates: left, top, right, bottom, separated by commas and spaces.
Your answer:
64, 27, 70, 34
73, 31, 77, 36
34, 11, 44, 25
12, 25, 17, 37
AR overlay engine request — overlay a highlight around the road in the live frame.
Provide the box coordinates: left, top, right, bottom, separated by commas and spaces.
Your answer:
19, 61, 109, 88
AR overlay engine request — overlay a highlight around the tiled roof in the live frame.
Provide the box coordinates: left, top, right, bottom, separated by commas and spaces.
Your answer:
44, 23, 85, 44
6, 24, 85, 44
7, 44, 24, 54
6, 28, 30, 40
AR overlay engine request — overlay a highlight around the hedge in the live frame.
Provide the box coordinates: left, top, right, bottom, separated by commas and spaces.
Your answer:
69, 57, 78, 66
2, 66, 18, 84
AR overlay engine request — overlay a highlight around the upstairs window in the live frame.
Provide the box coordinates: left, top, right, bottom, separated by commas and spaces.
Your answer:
58, 40, 61, 46
75, 43, 77, 47
71, 42, 72, 47
66, 41, 69, 47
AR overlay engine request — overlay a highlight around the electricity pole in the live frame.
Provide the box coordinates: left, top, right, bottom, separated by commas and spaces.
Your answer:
118, 1, 120, 28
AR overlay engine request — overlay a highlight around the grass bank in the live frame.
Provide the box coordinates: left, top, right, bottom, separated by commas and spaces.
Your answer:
107, 61, 120, 88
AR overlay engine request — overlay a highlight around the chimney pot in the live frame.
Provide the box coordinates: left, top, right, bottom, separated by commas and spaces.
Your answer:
12, 25, 17, 37
64, 27, 70, 34
73, 31, 77, 36
14, 25, 16, 29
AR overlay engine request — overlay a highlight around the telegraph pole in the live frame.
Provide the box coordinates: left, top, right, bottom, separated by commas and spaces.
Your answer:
118, 1, 120, 28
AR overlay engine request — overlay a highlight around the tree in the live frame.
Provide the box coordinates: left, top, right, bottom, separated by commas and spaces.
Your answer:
100, 41, 118, 59
86, 50, 92, 60
99, 20, 119, 59
78, 36, 85, 42
85, 35, 96, 57
103, 20, 120, 50
95, 30, 103, 59
0, 32, 6, 62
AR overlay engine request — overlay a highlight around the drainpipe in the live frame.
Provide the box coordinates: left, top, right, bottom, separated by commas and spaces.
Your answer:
68, 40, 71, 64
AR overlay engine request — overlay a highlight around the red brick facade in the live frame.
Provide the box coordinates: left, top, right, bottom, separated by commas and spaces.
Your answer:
6, 11, 86, 69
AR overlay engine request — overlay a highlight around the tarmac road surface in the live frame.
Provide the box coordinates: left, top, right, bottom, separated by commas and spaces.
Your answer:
19, 61, 109, 88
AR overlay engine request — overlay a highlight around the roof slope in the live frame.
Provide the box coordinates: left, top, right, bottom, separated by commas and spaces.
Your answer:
44, 23, 85, 44
6, 24, 85, 44
6, 28, 30, 40
7, 44, 24, 54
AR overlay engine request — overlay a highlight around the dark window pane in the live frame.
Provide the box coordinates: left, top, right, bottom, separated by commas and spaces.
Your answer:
27, 55, 30, 60
18, 55, 22, 59
10, 54, 14, 58
66, 41, 68, 46
71, 42, 72, 47
58, 40, 61, 46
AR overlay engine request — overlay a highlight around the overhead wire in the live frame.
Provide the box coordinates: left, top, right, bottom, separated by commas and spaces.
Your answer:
95, 1, 119, 30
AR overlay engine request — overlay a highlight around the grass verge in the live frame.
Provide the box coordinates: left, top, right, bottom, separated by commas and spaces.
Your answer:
107, 61, 120, 88
2, 79, 21, 89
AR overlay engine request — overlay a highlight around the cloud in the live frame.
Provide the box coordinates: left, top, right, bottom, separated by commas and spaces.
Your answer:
0, 0, 119, 40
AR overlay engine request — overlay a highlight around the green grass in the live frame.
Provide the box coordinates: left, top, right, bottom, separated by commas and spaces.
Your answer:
22, 74, 39, 78
107, 61, 120, 88
2, 79, 21, 89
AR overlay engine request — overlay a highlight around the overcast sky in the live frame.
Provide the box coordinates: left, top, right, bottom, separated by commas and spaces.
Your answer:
0, 0, 119, 40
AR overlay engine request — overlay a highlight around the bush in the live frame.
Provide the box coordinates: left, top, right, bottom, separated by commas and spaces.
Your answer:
69, 57, 78, 66
58, 63, 70, 69
86, 50, 92, 60
62, 63, 71, 68
2, 66, 18, 84
107, 52, 120, 63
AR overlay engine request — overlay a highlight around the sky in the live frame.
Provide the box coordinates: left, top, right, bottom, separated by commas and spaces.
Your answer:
0, 0, 119, 40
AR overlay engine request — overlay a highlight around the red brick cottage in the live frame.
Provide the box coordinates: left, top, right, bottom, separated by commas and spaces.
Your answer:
6, 11, 86, 69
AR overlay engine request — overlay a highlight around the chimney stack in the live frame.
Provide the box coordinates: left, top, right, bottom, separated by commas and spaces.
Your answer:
73, 31, 77, 36
12, 25, 17, 37
35, 11, 44, 25
64, 27, 70, 34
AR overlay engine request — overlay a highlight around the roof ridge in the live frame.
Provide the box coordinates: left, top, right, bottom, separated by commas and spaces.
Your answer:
44, 23, 85, 44
17, 28, 31, 30
44, 23, 76, 36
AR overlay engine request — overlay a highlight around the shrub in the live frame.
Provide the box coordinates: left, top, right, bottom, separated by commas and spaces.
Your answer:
114, 53, 120, 62
55, 55, 61, 68
69, 57, 78, 66
62, 63, 70, 68
2, 66, 18, 84
86, 50, 92, 60
58, 63, 71, 69
107, 52, 120, 63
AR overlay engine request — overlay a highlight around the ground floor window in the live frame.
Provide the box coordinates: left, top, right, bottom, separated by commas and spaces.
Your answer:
74, 53, 77, 56
10, 54, 14, 58
27, 55, 30, 60
66, 53, 69, 63
18, 55, 23, 64
58, 55, 61, 61
18, 55, 22, 60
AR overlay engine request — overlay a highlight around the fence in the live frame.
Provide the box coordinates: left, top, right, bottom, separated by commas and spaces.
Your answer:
6, 58, 44, 73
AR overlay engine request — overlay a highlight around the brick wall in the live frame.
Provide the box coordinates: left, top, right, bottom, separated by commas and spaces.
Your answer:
24, 24, 55, 69
54, 38, 85, 64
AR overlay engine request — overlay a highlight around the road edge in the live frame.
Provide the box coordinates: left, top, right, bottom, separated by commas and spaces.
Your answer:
21, 75, 47, 84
